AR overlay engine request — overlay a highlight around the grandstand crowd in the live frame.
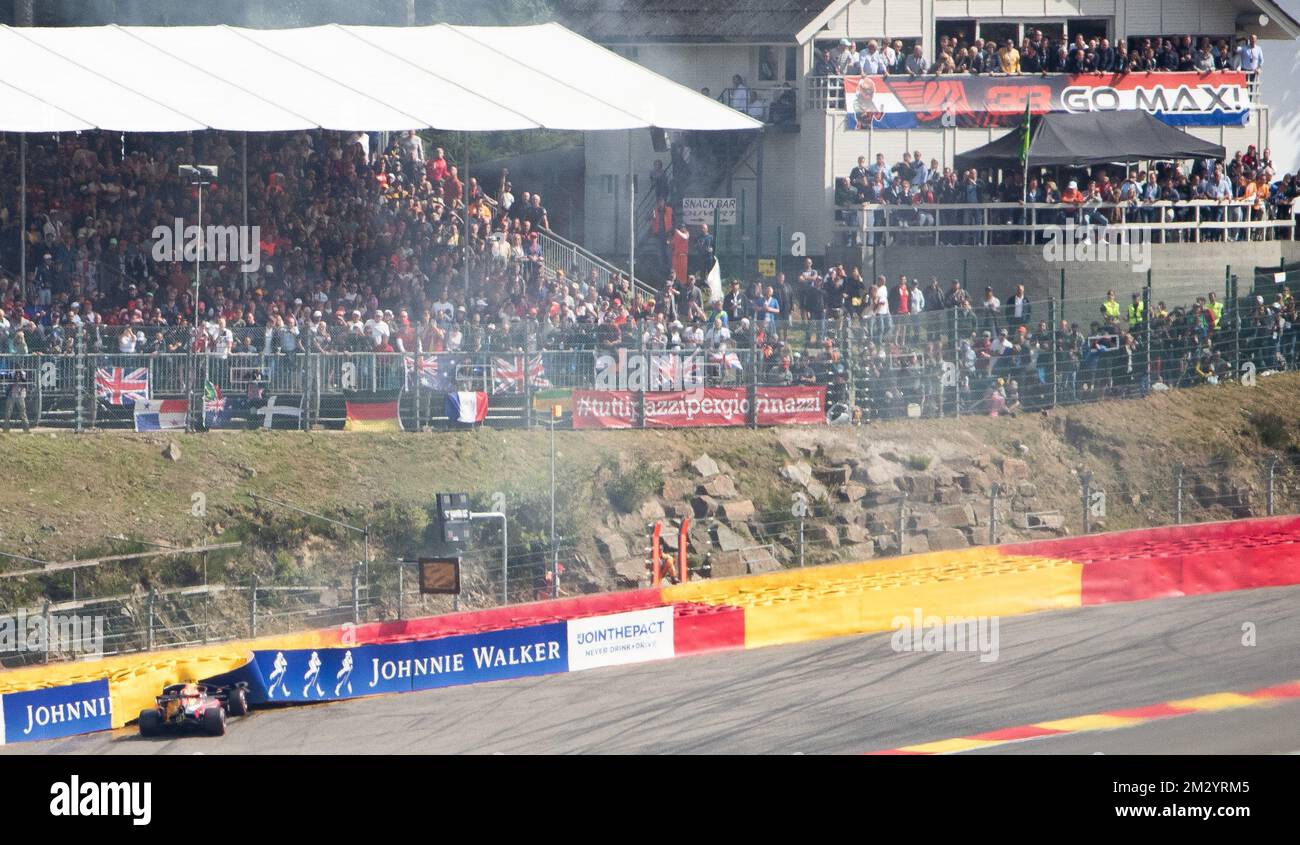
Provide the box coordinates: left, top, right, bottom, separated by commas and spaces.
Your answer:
0, 128, 1296, 425
835, 146, 1300, 244
0, 128, 661, 357
812, 31, 1264, 76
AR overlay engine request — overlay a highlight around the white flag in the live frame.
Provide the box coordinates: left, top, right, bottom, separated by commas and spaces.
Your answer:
706, 258, 723, 304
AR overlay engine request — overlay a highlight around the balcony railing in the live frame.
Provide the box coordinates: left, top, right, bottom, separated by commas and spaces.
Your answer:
833, 199, 1295, 247
716, 85, 798, 126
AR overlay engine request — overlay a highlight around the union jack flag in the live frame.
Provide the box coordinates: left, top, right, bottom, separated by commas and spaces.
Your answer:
95, 367, 150, 406
710, 351, 744, 372
493, 355, 550, 394
651, 352, 703, 391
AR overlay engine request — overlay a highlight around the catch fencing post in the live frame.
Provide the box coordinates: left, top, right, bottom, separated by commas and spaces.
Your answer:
74, 327, 86, 433
1143, 279, 1152, 393
798, 513, 805, 568
250, 574, 258, 638
43, 601, 52, 663
988, 482, 1000, 545
1174, 464, 1184, 524
897, 492, 907, 553
397, 565, 404, 620
1049, 298, 1058, 409
1267, 456, 1277, 517
147, 588, 157, 651
952, 306, 961, 418
352, 563, 361, 625
1081, 470, 1093, 534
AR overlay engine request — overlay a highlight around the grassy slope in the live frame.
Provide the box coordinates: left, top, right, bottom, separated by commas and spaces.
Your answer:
1, 372, 1298, 590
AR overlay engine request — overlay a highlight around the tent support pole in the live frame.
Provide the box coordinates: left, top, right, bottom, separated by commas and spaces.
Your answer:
628, 131, 635, 287
463, 132, 470, 298
242, 132, 248, 290
19, 133, 26, 301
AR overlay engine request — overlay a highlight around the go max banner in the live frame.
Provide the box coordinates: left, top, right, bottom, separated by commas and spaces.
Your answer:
843, 70, 1248, 129
0, 678, 112, 745
247, 622, 567, 703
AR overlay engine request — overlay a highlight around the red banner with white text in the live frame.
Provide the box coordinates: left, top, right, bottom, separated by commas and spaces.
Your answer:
572, 390, 637, 429
645, 388, 747, 428
755, 385, 827, 426
571, 387, 826, 429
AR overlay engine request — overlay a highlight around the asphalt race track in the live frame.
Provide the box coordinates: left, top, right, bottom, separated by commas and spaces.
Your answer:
7, 585, 1300, 755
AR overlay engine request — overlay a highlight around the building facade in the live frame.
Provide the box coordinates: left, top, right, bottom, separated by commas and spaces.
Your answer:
559, 0, 1299, 276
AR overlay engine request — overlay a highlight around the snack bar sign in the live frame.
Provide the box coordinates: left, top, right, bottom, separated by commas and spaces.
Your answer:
682, 197, 737, 226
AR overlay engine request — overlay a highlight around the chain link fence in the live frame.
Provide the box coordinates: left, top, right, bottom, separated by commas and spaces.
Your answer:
1, 285, 1291, 432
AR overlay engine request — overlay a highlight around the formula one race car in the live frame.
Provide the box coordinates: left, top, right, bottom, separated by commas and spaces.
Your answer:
137, 682, 249, 737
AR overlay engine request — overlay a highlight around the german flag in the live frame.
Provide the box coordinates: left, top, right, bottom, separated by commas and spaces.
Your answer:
344, 390, 403, 432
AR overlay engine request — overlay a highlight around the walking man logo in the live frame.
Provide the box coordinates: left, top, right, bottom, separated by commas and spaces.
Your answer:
335, 650, 354, 697
268, 651, 290, 698
303, 651, 324, 698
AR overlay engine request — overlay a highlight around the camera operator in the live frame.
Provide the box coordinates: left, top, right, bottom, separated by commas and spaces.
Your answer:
3, 368, 30, 433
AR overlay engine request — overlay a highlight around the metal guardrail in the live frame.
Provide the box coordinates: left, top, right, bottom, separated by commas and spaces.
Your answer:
836, 199, 1294, 246
535, 224, 658, 302
716, 85, 798, 126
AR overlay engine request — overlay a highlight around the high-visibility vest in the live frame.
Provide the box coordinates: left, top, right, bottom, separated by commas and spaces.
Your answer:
1128, 301, 1145, 327
1209, 300, 1224, 324
1103, 299, 1120, 321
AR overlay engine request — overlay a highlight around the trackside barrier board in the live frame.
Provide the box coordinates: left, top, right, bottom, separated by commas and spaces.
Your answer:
247, 622, 568, 703
8, 515, 1300, 745
0, 678, 112, 744
567, 606, 674, 671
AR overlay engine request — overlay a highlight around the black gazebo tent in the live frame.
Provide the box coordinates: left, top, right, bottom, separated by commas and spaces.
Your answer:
955, 111, 1226, 171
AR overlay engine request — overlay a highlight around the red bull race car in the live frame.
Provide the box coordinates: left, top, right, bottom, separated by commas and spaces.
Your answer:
137, 682, 250, 737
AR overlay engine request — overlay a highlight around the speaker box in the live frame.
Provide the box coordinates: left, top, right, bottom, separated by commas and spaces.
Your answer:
650, 126, 669, 152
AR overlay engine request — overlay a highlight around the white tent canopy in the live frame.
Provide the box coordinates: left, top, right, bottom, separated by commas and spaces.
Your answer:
0, 22, 763, 133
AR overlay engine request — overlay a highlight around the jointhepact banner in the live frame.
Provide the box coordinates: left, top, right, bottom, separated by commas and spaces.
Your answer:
567, 606, 674, 671
844, 70, 1248, 129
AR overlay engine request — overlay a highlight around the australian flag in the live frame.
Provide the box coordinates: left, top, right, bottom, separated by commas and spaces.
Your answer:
202, 381, 232, 430
403, 353, 458, 392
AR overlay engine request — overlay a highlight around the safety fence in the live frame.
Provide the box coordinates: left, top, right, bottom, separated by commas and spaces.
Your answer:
0, 290, 1293, 431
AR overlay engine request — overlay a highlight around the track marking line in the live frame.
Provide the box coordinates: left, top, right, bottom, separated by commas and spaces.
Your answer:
865, 679, 1300, 755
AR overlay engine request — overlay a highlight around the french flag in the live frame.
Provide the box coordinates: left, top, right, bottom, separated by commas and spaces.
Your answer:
134, 399, 189, 432
445, 391, 489, 425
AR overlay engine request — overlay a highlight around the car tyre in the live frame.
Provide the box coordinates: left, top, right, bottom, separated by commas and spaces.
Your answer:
138, 709, 162, 737
227, 686, 249, 717
204, 705, 226, 737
